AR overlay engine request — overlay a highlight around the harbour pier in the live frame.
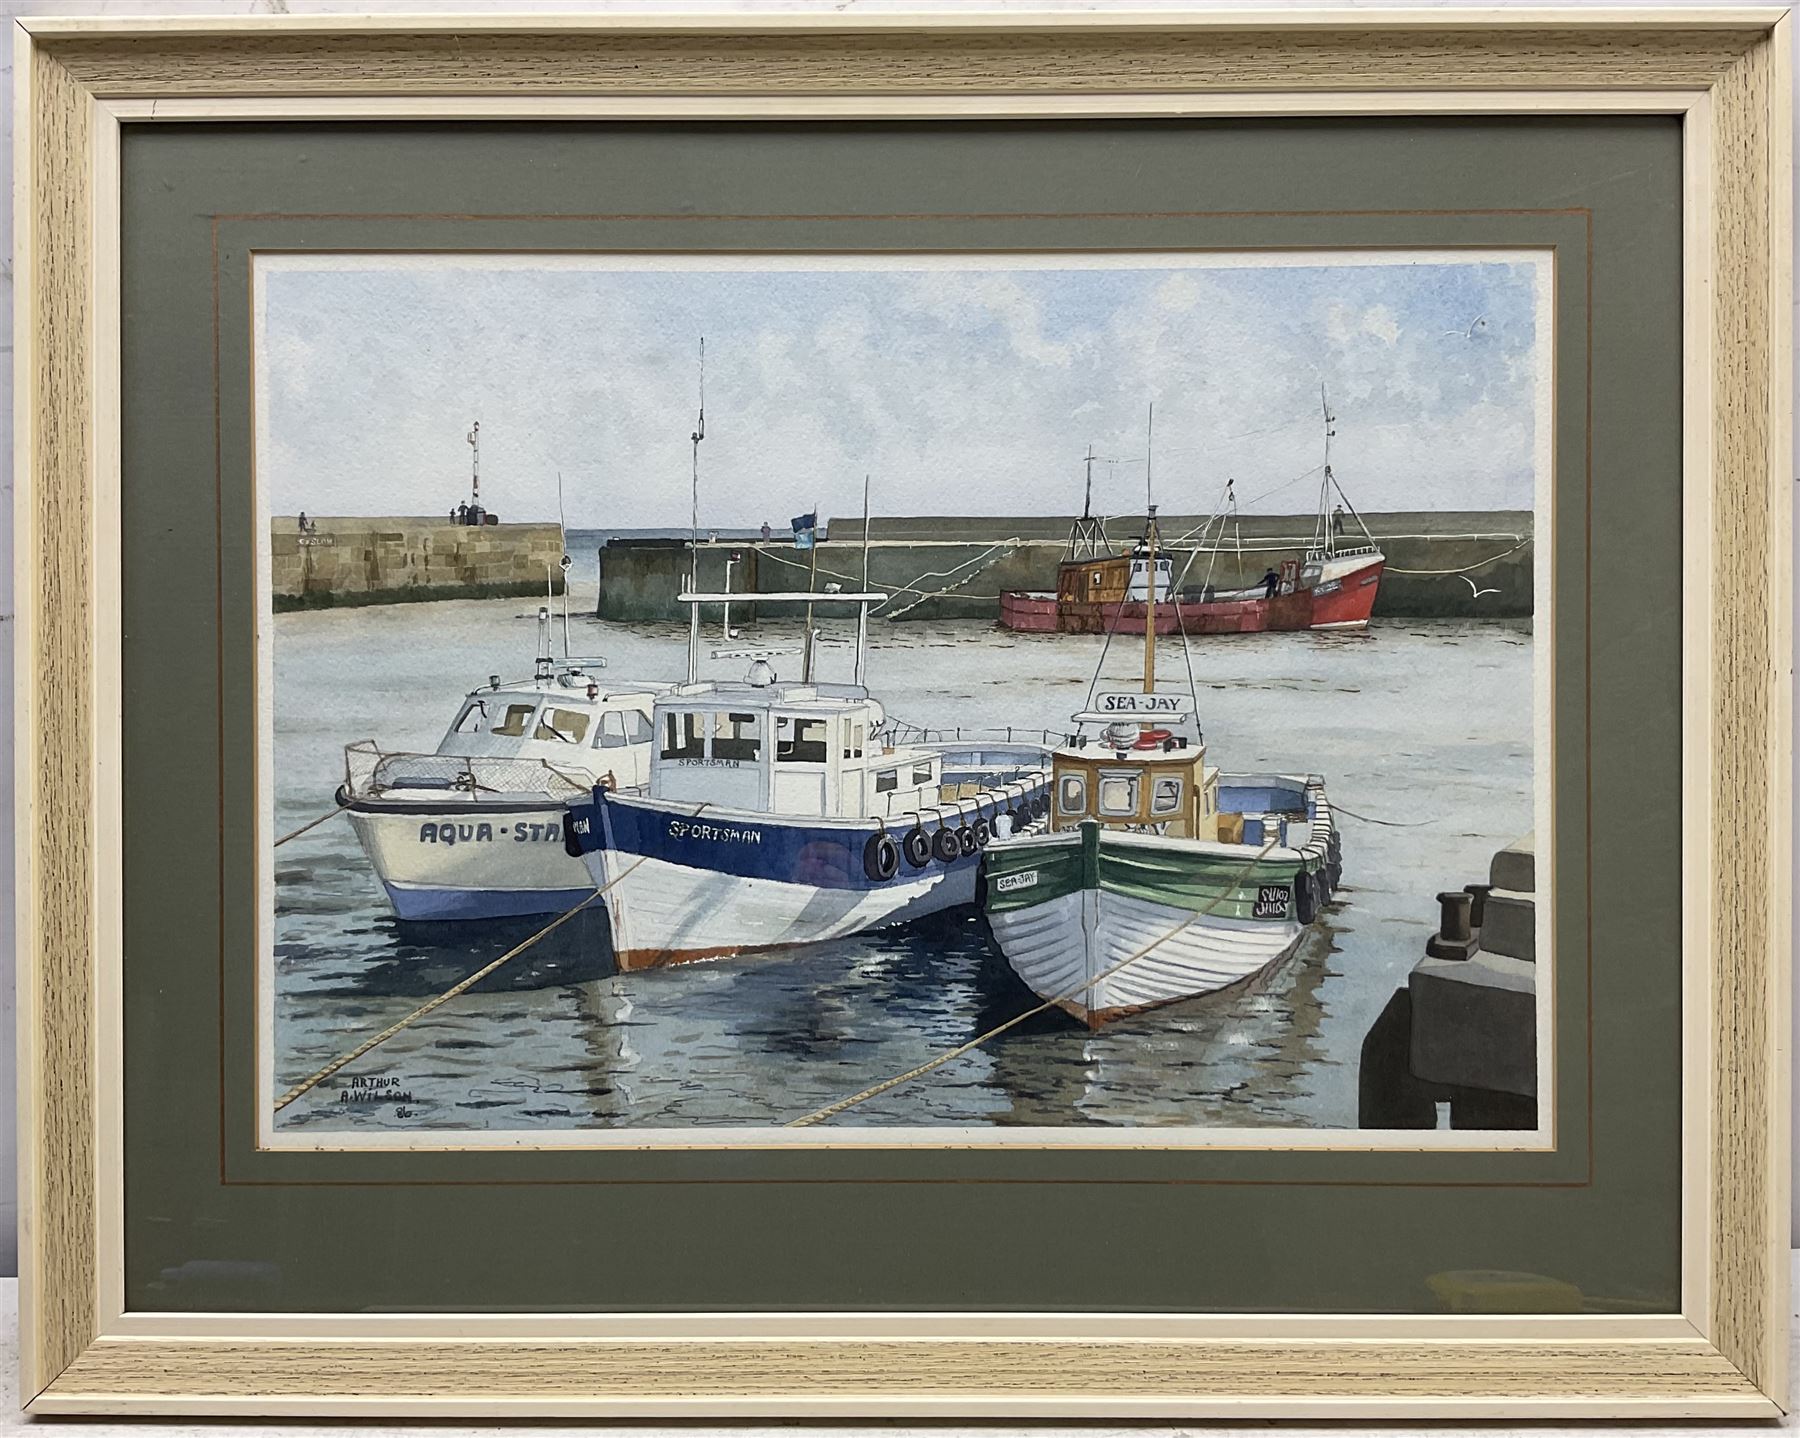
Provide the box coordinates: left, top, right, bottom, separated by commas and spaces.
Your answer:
1357, 835, 1539, 1131
271, 516, 566, 612
594, 510, 1533, 624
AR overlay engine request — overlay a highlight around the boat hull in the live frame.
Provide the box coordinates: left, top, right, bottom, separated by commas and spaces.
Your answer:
347, 800, 591, 921
569, 776, 1048, 970
982, 788, 1334, 1026
1001, 556, 1386, 635
997, 591, 1061, 633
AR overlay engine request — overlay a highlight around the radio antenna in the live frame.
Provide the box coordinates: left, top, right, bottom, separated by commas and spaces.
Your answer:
690, 337, 706, 592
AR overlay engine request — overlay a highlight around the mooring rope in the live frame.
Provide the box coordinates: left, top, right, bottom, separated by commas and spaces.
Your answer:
273, 803, 708, 1113
787, 837, 1281, 1127
1330, 802, 1436, 828
273, 801, 352, 849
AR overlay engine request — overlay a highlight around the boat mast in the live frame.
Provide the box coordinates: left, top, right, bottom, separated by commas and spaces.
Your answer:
801, 498, 820, 684
1319, 381, 1337, 558
687, 338, 706, 683
855, 474, 871, 687
1143, 403, 1157, 695
555, 469, 570, 659
690, 337, 706, 593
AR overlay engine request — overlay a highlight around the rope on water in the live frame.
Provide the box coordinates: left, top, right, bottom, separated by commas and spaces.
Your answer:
1330, 802, 1436, 828
786, 838, 1281, 1127
273, 803, 707, 1113
274, 801, 351, 848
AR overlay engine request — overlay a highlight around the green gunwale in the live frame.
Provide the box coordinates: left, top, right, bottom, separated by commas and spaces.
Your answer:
983, 824, 1320, 919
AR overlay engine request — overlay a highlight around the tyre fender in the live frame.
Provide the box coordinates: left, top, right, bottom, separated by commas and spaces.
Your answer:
1294, 868, 1318, 925
863, 829, 901, 883
902, 824, 933, 870
932, 825, 963, 864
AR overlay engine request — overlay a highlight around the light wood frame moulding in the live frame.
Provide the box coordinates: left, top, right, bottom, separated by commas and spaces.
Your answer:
12, 8, 1792, 1419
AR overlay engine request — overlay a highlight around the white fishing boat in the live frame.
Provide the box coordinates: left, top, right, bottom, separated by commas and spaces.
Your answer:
980, 503, 1341, 1027
564, 588, 1052, 970
339, 605, 674, 921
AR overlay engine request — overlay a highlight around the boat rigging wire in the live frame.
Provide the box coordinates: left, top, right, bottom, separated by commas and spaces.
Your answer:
272, 804, 711, 1113
786, 836, 1283, 1127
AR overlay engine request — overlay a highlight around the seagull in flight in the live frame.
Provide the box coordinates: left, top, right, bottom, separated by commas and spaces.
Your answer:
1444, 316, 1489, 339
1461, 575, 1500, 601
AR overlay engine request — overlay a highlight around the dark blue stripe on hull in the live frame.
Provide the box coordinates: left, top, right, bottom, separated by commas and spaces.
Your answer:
382, 883, 594, 922
567, 786, 1047, 893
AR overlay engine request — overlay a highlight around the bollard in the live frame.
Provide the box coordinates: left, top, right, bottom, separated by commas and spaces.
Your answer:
1426, 889, 1478, 960
1464, 882, 1493, 929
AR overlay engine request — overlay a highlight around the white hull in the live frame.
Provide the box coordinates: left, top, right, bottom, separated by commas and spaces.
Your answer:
595, 850, 977, 970
989, 886, 1304, 1026
347, 803, 591, 921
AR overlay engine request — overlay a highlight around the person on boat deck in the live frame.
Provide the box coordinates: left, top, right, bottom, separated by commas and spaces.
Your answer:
1332, 504, 1346, 534
1262, 567, 1280, 599
760, 521, 772, 541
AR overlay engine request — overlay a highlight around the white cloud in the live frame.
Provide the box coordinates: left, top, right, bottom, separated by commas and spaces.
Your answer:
256, 255, 1543, 527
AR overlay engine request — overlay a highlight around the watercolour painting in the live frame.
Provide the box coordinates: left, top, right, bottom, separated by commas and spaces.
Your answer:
257, 251, 1552, 1146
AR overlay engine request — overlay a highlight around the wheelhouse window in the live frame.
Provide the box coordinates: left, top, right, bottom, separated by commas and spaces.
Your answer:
534, 707, 590, 745
1151, 775, 1184, 816
1057, 773, 1088, 815
776, 716, 829, 764
712, 711, 763, 762
491, 702, 537, 738
912, 761, 934, 787
875, 768, 899, 794
844, 722, 866, 760
597, 709, 655, 749
661, 711, 708, 760
1097, 771, 1141, 817
451, 700, 488, 734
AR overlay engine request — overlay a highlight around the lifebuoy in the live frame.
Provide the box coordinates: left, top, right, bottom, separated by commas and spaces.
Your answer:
932, 826, 963, 863
1133, 727, 1175, 750
902, 825, 933, 869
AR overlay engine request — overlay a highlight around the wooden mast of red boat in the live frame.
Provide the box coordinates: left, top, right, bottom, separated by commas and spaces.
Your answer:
1142, 403, 1158, 695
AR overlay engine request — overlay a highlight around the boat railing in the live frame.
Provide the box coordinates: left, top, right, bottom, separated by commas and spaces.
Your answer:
343, 740, 594, 802
879, 719, 1063, 750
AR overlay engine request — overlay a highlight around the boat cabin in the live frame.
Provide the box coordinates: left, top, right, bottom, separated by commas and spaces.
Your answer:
1056, 549, 1173, 608
1050, 733, 1221, 840
646, 679, 945, 820
439, 667, 672, 787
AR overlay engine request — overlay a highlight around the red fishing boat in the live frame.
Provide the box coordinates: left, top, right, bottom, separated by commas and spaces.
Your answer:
1000, 390, 1385, 636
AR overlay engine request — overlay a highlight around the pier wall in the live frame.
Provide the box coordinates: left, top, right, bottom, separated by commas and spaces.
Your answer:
596, 511, 1534, 623
271, 517, 566, 612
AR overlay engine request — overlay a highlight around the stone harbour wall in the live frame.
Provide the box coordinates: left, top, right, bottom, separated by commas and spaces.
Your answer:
271, 517, 566, 611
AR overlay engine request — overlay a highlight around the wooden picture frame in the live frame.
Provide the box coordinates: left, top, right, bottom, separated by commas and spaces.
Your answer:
13, 9, 1791, 1418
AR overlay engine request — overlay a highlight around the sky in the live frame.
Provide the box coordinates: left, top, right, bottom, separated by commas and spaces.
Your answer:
254, 252, 1546, 529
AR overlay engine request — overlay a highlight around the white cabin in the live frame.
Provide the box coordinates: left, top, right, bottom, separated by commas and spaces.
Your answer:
439, 665, 674, 789
646, 680, 945, 820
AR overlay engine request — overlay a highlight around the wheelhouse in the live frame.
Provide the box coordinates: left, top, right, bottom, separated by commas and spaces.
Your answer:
1050, 736, 1221, 840
440, 669, 669, 779
645, 680, 946, 820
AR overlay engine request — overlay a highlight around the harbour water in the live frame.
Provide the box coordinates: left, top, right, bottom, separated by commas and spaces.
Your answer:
271, 553, 1533, 1133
